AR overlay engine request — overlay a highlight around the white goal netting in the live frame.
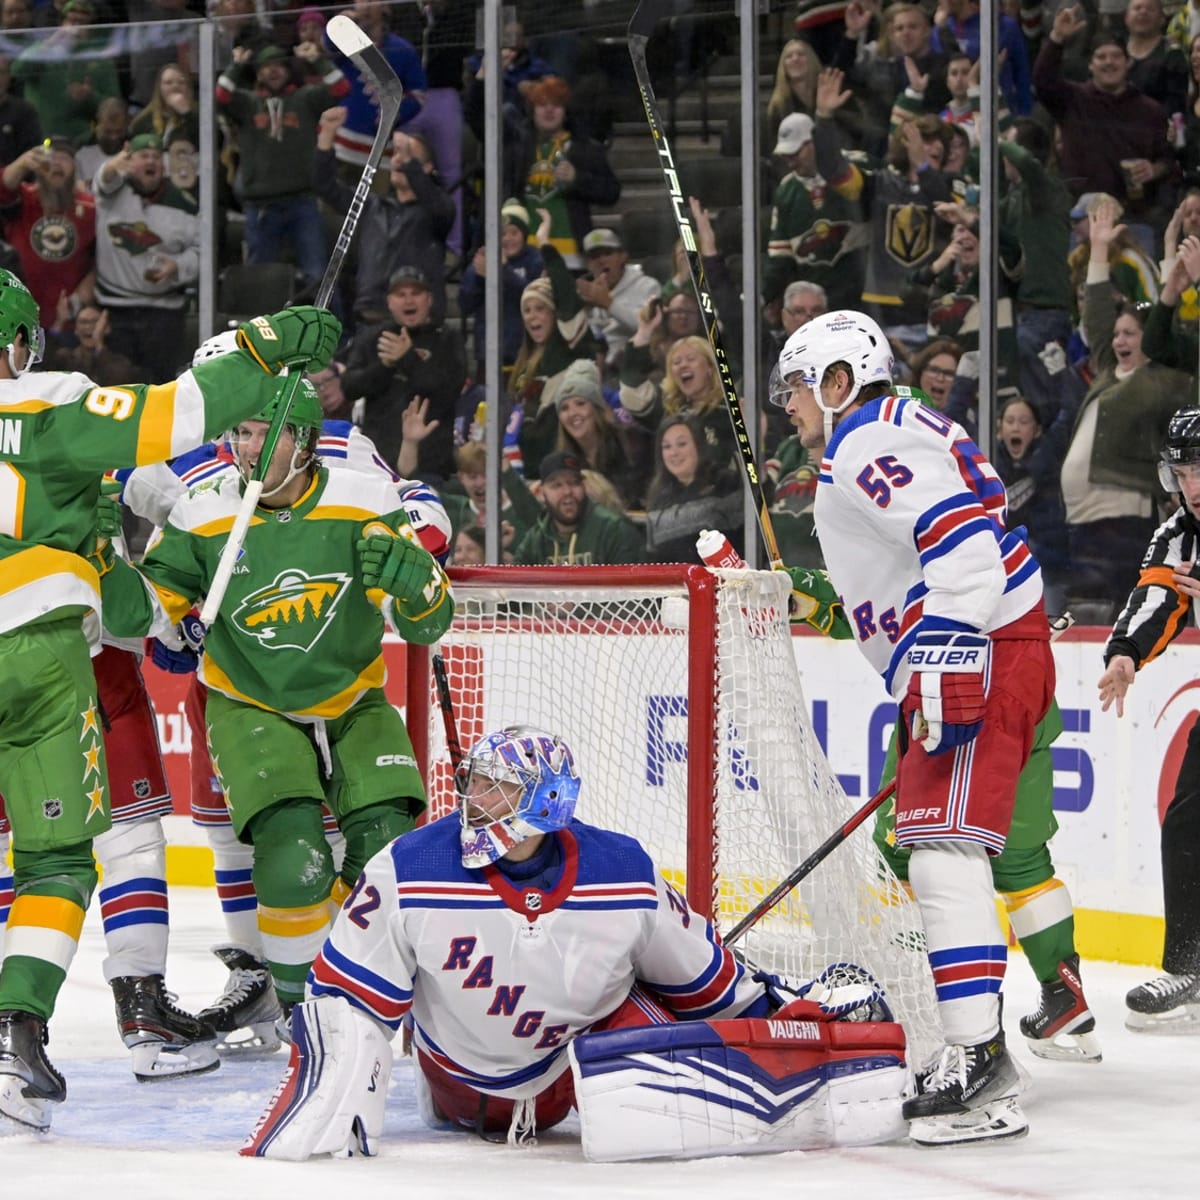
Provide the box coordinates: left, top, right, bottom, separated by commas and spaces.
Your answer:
411, 564, 940, 1064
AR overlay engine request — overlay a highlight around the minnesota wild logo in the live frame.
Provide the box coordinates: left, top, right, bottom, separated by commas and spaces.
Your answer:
232, 569, 351, 651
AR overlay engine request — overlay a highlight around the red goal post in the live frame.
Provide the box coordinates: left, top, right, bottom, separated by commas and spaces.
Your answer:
405, 564, 939, 1060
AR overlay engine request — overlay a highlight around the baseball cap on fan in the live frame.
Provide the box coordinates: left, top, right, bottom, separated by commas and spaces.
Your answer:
773, 113, 814, 156
539, 450, 584, 482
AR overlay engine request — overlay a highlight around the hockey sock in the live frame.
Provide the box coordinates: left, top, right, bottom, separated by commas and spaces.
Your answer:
249, 801, 335, 1005
206, 821, 264, 958
0, 828, 12, 924
0, 842, 97, 1020
909, 841, 1006, 1046
1002, 878, 1076, 983
93, 817, 170, 981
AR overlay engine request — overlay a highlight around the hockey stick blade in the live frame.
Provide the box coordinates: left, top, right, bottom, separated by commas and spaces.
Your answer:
628, 0, 782, 569
724, 778, 898, 946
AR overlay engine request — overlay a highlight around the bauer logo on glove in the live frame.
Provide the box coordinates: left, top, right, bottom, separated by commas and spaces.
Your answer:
905, 629, 990, 755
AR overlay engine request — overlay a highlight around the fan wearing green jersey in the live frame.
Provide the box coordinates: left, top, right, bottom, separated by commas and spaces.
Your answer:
96, 374, 454, 1025
0, 266, 341, 1132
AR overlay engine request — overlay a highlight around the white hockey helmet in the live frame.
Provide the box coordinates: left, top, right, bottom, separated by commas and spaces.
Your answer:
191, 329, 239, 368
776, 310, 894, 443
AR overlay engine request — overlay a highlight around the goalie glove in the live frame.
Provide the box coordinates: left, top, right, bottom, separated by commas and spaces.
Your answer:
905, 629, 990, 755
778, 566, 852, 639
357, 521, 440, 603
755, 964, 894, 1024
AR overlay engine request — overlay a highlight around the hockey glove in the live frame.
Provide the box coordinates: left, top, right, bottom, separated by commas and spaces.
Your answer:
237, 306, 342, 375
905, 629, 990, 755
357, 522, 438, 602
88, 478, 123, 577
151, 613, 206, 675
779, 566, 852, 638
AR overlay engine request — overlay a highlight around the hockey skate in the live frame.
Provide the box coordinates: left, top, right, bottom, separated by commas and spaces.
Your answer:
1125, 972, 1200, 1033
111, 975, 220, 1082
1020, 955, 1102, 1062
0, 1010, 66, 1131
903, 1032, 1028, 1147
196, 947, 283, 1056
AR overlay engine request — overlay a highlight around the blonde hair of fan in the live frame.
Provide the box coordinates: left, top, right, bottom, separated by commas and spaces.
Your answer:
662, 335, 722, 417
767, 39, 819, 130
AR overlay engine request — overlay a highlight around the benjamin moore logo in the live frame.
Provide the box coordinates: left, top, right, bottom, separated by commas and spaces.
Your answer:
232, 569, 351, 651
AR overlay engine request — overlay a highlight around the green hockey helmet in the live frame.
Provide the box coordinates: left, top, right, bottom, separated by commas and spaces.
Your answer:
0, 269, 44, 373
230, 377, 325, 498
251, 377, 324, 434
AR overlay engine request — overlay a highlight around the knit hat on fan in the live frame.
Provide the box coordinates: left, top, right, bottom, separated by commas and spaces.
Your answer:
554, 360, 604, 411
521, 276, 554, 310
501, 197, 532, 235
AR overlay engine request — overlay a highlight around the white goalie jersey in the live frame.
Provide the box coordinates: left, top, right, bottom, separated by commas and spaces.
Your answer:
307, 815, 765, 1100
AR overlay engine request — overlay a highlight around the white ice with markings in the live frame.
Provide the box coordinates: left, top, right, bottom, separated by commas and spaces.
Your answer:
2, 887, 1193, 1199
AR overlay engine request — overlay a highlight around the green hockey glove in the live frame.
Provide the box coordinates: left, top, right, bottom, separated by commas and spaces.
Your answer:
237, 306, 342, 375
357, 522, 439, 602
89, 478, 123, 576
778, 566, 852, 639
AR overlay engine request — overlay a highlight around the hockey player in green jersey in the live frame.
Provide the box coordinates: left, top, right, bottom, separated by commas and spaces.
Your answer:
0, 266, 341, 1131
96, 375, 453, 1020
783, 566, 1100, 1064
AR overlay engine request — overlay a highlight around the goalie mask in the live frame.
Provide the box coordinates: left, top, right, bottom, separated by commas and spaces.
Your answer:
0, 268, 44, 376
1158, 408, 1200, 493
227, 379, 324, 499
776, 310, 893, 444
457, 725, 581, 868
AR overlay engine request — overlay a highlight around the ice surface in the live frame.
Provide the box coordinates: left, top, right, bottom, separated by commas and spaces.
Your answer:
2, 888, 1192, 1199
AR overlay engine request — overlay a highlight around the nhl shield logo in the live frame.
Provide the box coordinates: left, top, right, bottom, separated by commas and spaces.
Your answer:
133, 778, 152, 799
524, 891, 543, 912
43, 798, 63, 819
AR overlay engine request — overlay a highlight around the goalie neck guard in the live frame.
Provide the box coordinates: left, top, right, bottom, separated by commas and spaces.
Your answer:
457, 726, 581, 868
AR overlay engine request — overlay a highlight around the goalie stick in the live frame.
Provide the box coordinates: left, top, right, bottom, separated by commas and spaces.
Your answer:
200, 14, 404, 627
725, 778, 897, 946
628, 0, 782, 569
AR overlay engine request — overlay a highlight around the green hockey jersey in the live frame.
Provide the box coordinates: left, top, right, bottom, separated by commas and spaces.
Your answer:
102, 465, 453, 719
0, 354, 298, 646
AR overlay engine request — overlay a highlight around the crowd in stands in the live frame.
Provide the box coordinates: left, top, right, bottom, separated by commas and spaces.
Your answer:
3, 0, 1200, 616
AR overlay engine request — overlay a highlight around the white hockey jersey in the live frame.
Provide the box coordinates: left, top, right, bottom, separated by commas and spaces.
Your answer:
307, 816, 764, 1100
816, 394, 1043, 697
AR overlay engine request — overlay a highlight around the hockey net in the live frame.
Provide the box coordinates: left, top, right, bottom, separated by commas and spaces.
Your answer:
406, 565, 939, 1063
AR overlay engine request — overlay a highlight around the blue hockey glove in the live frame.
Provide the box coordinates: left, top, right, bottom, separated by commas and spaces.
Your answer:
905, 629, 990, 755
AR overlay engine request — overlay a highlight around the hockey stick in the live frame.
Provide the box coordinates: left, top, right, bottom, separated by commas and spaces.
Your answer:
200, 14, 403, 627
432, 652, 464, 770
724, 778, 898, 946
628, 0, 782, 570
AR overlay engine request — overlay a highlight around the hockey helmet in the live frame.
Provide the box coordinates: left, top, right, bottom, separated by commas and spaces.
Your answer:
457, 725, 581, 868
0, 268, 44, 374
776, 310, 893, 442
1159, 408, 1200, 493
228, 378, 324, 496
191, 329, 239, 367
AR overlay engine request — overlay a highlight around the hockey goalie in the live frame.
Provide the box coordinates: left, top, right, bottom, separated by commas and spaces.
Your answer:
242, 725, 908, 1161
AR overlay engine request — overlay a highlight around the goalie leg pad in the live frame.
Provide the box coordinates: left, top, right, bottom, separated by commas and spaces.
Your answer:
570, 1017, 908, 1163
241, 996, 392, 1160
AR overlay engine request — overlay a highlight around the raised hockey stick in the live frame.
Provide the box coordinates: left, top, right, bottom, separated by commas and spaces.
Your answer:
724, 778, 898, 946
432, 652, 464, 770
628, 0, 782, 570
200, 14, 404, 627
